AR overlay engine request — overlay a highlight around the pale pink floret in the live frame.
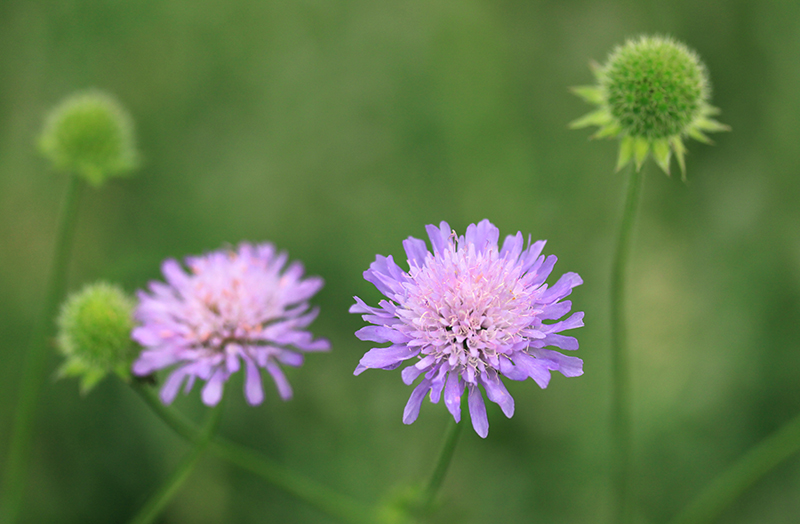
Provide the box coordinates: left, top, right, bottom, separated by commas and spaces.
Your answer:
132, 243, 329, 406
351, 220, 583, 438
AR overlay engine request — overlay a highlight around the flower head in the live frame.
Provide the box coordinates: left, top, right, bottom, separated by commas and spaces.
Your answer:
132, 243, 330, 406
56, 282, 137, 393
570, 35, 729, 179
39, 90, 139, 186
351, 220, 584, 438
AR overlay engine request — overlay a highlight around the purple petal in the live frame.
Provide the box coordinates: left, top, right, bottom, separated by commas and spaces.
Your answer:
541, 333, 579, 350
277, 350, 304, 367
480, 371, 514, 418
356, 345, 420, 374
254, 242, 276, 261
426, 222, 451, 255
132, 349, 181, 375
530, 255, 558, 286
498, 357, 528, 381
364, 256, 406, 296
500, 232, 524, 261
465, 219, 499, 252
541, 272, 583, 302
265, 361, 293, 400
401, 364, 426, 385
539, 300, 573, 321
519, 240, 547, 273
244, 358, 264, 405
350, 296, 387, 315
225, 350, 241, 374
131, 326, 170, 347
161, 259, 188, 289
507, 352, 552, 388
468, 385, 489, 438
403, 378, 433, 424
531, 348, 584, 377
428, 366, 448, 404
403, 237, 429, 267
160, 366, 192, 404
289, 276, 325, 303
542, 311, 585, 334
297, 337, 330, 352
201, 368, 226, 406
444, 370, 464, 422
355, 325, 409, 344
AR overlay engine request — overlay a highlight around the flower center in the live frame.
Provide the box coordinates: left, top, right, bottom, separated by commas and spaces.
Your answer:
403, 244, 533, 377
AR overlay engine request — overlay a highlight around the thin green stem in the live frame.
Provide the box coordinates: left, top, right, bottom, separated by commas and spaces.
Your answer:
669, 412, 800, 524
610, 164, 644, 524
1, 175, 83, 524
132, 384, 376, 524
129, 401, 223, 524
419, 418, 463, 513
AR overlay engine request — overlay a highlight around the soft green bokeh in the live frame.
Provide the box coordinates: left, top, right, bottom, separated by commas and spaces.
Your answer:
1, 1, 799, 523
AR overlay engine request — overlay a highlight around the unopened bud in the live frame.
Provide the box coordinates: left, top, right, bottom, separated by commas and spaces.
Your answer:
56, 282, 136, 393
39, 91, 139, 186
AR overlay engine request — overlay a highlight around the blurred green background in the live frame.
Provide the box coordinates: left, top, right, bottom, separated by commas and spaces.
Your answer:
2, 0, 800, 522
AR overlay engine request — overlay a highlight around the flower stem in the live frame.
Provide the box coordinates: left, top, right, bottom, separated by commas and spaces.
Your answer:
0, 175, 83, 524
668, 411, 800, 524
132, 384, 377, 524
610, 164, 645, 524
418, 418, 463, 513
128, 400, 224, 524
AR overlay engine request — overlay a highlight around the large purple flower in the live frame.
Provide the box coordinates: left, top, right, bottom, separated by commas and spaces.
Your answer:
132, 243, 330, 406
351, 220, 584, 438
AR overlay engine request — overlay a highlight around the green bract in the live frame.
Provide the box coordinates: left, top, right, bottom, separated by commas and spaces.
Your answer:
570, 35, 729, 179
39, 91, 139, 186
56, 282, 137, 393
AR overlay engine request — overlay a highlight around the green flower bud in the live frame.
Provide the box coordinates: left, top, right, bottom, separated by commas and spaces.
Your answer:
39, 91, 139, 186
56, 282, 136, 393
604, 37, 707, 140
570, 35, 729, 179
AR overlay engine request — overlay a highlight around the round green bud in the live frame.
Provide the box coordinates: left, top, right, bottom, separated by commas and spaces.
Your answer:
602, 36, 709, 140
56, 282, 136, 392
39, 91, 139, 186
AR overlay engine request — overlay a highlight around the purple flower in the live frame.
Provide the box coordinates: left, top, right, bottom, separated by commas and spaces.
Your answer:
351, 220, 584, 438
132, 243, 330, 406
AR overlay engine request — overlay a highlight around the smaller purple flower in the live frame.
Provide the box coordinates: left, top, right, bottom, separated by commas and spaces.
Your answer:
132, 243, 330, 406
351, 220, 584, 438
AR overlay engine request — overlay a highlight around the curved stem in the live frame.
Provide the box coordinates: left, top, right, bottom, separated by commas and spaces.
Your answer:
610, 165, 644, 524
668, 412, 800, 524
129, 401, 223, 524
132, 384, 376, 524
419, 418, 462, 513
0, 175, 83, 523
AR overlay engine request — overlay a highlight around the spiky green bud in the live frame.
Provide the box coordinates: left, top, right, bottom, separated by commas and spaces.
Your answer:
56, 282, 136, 393
570, 35, 729, 179
39, 91, 139, 186
604, 37, 707, 140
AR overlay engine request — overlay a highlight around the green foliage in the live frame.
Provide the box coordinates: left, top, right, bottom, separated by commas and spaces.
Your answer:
39, 91, 139, 186
56, 282, 136, 393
